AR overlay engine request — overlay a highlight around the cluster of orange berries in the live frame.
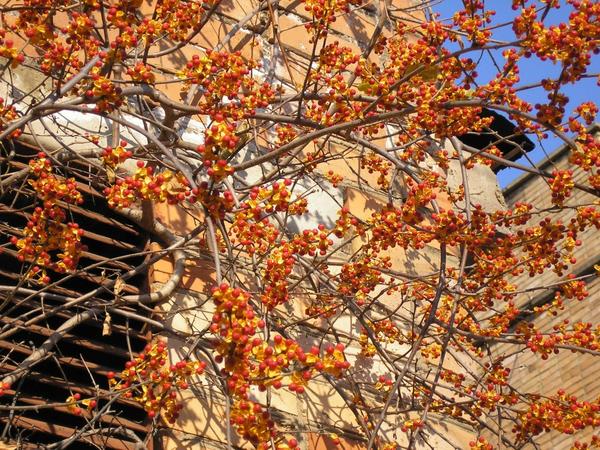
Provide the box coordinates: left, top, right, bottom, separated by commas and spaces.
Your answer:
558, 321, 599, 351
10, 154, 85, 283
374, 375, 393, 392
332, 206, 361, 239
209, 283, 350, 448
440, 369, 466, 389
289, 224, 334, 257
98, 138, 240, 214
572, 435, 600, 450
402, 176, 442, 225
520, 324, 561, 360
492, 201, 532, 227
275, 124, 297, 147
368, 206, 412, 251
206, 158, 235, 181
568, 129, 600, 181
429, 210, 468, 245
40, 41, 85, 75
305, 44, 364, 124
134, 17, 165, 42
10, 208, 84, 283
0, 381, 11, 397
108, 340, 206, 423
373, 25, 439, 83
535, 96, 569, 128
230, 398, 276, 447
556, 276, 589, 303
349, 22, 499, 139
515, 390, 600, 440
0, 35, 24, 67
318, 42, 360, 74
101, 141, 133, 168
256, 180, 308, 214
28, 156, 83, 205
419, 341, 442, 360
517, 217, 579, 277
358, 331, 376, 357
519, 320, 599, 359
379, 443, 398, 450
261, 247, 296, 309
514, 1, 599, 84
468, 437, 493, 450
196, 121, 239, 181
360, 154, 391, 188
400, 419, 424, 433
195, 184, 237, 219
305, 294, 339, 319
452, 1, 494, 46
485, 301, 521, 335
64, 11, 95, 37
463, 146, 503, 169
474, 385, 515, 411
53, 9, 98, 63
549, 169, 575, 206
83, 69, 124, 113
232, 214, 279, 255
574, 101, 598, 127
104, 161, 191, 208
231, 180, 308, 255
210, 284, 262, 362
0, 98, 20, 138
20, 16, 55, 48
324, 170, 344, 188
154, 0, 210, 41
126, 62, 156, 84
303, 0, 363, 40
258, 228, 332, 307
66, 393, 97, 416
397, 142, 430, 166
571, 206, 600, 235
338, 256, 387, 305
178, 51, 274, 120
419, 87, 488, 138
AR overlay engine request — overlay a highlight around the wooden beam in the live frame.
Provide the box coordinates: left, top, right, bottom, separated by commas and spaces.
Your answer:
0, 415, 140, 450
2, 298, 148, 341
3, 389, 150, 433
0, 248, 140, 295
0, 316, 134, 360
0, 362, 144, 409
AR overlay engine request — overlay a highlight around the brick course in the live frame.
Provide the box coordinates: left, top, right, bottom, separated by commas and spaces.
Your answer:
489, 130, 600, 449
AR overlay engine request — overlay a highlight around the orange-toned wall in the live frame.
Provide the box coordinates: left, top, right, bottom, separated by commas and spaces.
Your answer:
131, 0, 507, 447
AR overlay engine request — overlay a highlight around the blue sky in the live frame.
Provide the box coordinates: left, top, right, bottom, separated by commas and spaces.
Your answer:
432, 0, 600, 188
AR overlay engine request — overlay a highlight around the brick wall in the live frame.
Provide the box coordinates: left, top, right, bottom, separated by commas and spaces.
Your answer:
489, 128, 600, 449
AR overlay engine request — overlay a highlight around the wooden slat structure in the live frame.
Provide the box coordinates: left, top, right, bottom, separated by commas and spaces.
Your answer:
0, 142, 156, 449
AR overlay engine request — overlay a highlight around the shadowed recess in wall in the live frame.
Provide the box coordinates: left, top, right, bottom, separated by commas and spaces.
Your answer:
0, 141, 156, 450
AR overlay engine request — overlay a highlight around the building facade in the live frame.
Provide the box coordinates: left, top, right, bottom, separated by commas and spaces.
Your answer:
0, 1, 594, 450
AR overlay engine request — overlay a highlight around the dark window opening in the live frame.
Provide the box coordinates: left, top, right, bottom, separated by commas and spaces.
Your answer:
0, 142, 157, 449
457, 108, 535, 173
